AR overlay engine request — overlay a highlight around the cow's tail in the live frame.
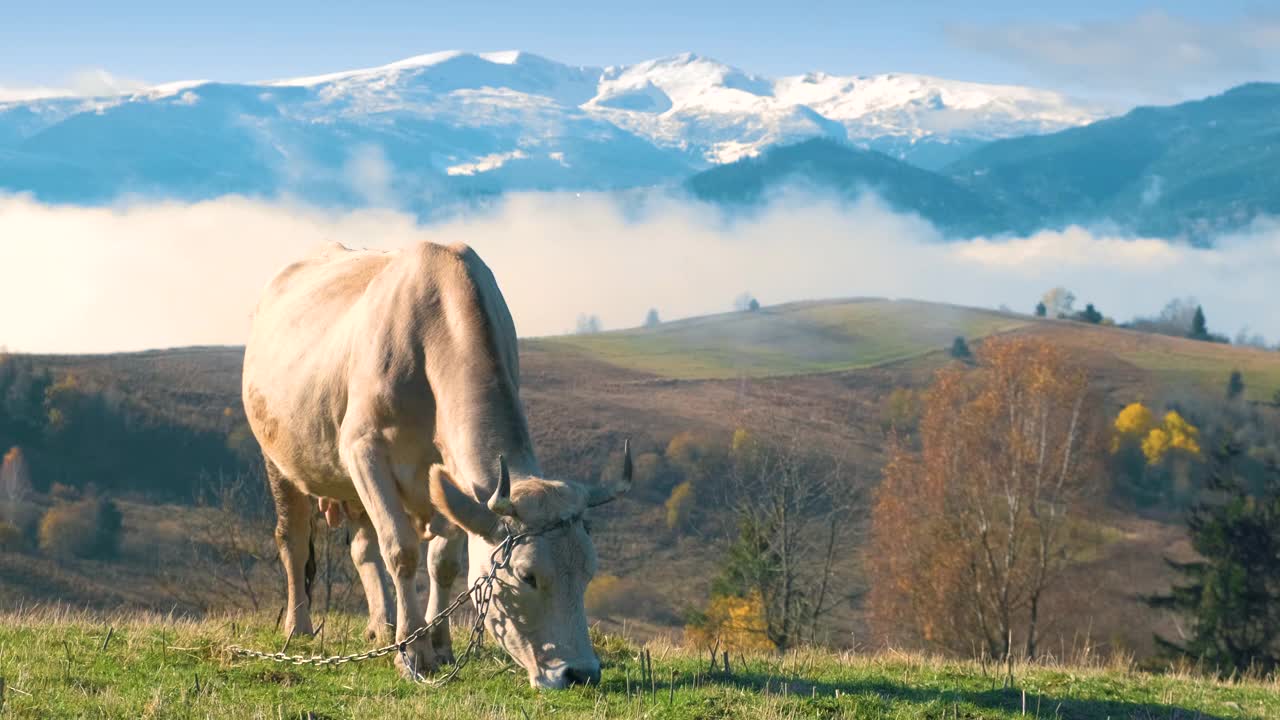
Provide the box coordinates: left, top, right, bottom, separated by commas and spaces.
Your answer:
303, 531, 316, 603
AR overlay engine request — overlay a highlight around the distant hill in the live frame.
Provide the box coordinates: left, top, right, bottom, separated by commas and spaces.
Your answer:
687, 84, 1280, 241
947, 83, 1280, 241
684, 139, 1010, 236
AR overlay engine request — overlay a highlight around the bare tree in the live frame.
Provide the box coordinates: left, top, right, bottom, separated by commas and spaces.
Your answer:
574, 314, 603, 334
718, 427, 858, 649
1040, 287, 1076, 319
161, 471, 281, 613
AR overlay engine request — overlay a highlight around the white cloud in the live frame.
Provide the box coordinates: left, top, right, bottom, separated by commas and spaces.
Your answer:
1, 191, 1279, 353
343, 144, 395, 207
0, 68, 149, 102
948, 11, 1280, 103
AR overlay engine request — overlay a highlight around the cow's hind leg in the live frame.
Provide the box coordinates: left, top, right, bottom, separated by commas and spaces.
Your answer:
349, 510, 393, 643
340, 433, 436, 678
267, 460, 314, 638
426, 530, 465, 665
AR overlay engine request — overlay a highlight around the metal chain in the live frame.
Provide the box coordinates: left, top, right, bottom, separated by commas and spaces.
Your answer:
227, 525, 542, 684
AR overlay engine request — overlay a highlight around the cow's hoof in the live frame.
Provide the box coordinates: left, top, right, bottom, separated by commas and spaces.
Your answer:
434, 645, 456, 666
365, 622, 393, 644
283, 616, 315, 639
393, 639, 439, 680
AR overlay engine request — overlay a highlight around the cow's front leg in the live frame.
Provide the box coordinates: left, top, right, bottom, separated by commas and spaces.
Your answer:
340, 434, 436, 679
426, 530, 466, 665
349, 510, 393, 643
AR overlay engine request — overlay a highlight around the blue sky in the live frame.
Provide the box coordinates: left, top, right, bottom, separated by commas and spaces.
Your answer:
3, 2, 1279, 103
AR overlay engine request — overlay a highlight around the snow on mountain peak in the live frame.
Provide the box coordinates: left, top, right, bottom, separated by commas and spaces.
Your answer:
0, 49, 1109, 198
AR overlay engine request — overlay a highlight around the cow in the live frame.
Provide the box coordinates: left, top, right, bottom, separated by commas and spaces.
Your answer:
242, 241, 630, 688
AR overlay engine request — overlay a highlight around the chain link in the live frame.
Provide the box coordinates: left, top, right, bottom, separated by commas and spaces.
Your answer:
227, 523, 556, 685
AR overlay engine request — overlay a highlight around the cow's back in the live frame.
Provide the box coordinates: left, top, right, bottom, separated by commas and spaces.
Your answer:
243, 244, 398, 492
242, 241, 524, 500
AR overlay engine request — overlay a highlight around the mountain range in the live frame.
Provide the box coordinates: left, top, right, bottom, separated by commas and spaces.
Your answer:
0, 50, 1099, 208
2, 50, 1277, 241
688, 83, 1280, 241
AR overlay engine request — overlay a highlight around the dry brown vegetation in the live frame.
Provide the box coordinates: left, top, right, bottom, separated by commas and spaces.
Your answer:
2, 299, 1278, 663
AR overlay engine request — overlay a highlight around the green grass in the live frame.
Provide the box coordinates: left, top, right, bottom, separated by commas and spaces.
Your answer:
1, 609, 1273, 719
1118, 346, 1280, 403
538, 299, 1027, 380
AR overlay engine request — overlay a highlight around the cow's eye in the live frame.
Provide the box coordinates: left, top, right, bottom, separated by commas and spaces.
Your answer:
519, 572, 538, 589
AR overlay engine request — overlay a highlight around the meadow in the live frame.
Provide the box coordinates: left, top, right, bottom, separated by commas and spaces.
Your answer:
0, 607, 1274, 719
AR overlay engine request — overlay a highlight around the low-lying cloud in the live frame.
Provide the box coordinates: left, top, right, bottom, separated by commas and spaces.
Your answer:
2, 191, 1278, 354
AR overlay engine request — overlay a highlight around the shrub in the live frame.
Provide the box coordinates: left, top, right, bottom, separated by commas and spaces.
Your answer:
38, 496, 124, 559
683, 592, 774, 651
585, 574, 660, 619
665, 481, 695, 531
49, 482, 80, 502
0, 521, 24, 551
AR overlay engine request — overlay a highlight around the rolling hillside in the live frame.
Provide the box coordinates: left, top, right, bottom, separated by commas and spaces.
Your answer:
3, 298, 1279, 659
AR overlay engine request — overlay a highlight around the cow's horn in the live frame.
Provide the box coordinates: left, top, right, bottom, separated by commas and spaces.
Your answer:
488, 454, 517, 517
588, 438, 633, 508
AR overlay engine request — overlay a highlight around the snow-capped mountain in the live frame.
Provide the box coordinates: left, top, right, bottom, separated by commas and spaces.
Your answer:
0, 50, 1105, 208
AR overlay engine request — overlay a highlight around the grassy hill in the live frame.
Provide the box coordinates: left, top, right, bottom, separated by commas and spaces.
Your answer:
1, 608, 1275, 719
3, 297, 1279, 665
540, 298, 1280, 400
539, 299, 1029, 380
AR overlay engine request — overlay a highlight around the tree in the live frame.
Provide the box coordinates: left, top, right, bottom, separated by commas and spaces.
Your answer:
1, 446, 31, 526
38, 494, 123, 560
574, 314, 602, 334
1034, 302, 1047, 318
643, 308, 661, 328
949, 336, 972, 360
1041, 287, 1076, 319
1148, 441, 1280, 674
707, 428, 855, 650
1075, 303, 1103, 324
734, 292, 760, 312
868, 337, 1101, 659
1190, 305, 1209, 341
665, 481, 695, 531
1226, 370, 1245, 401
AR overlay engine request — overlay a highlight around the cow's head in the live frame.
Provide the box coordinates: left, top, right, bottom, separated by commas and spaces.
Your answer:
428, 442, 632, 689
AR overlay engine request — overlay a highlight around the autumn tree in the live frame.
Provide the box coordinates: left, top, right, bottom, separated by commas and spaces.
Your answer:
1, 446, 32, 526
1110, 402, 1203, 508
868, 336, 1101, 659
1041, 287, 1076, 319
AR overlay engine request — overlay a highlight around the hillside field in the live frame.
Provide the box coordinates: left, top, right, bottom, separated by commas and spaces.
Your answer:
0, 608, 1274, 719
4, 298, 1280, 665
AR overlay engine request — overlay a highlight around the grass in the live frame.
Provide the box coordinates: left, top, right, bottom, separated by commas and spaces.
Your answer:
0, 608, 1273, 719
538, 299, 1028, 380
1118, 346, 1280, 404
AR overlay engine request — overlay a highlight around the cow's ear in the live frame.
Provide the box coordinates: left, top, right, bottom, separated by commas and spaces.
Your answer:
430, 465, 500, 539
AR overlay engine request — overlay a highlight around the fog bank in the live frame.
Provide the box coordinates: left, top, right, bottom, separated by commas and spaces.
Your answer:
1, 192, 1277, 353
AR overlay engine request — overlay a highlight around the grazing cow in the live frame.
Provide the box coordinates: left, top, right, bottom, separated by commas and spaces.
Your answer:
242, 241, 630, 687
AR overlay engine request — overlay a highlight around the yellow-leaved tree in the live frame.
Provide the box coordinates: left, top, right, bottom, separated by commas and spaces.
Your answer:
1110, 403, 1202, 507
683, 592, 774, 651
